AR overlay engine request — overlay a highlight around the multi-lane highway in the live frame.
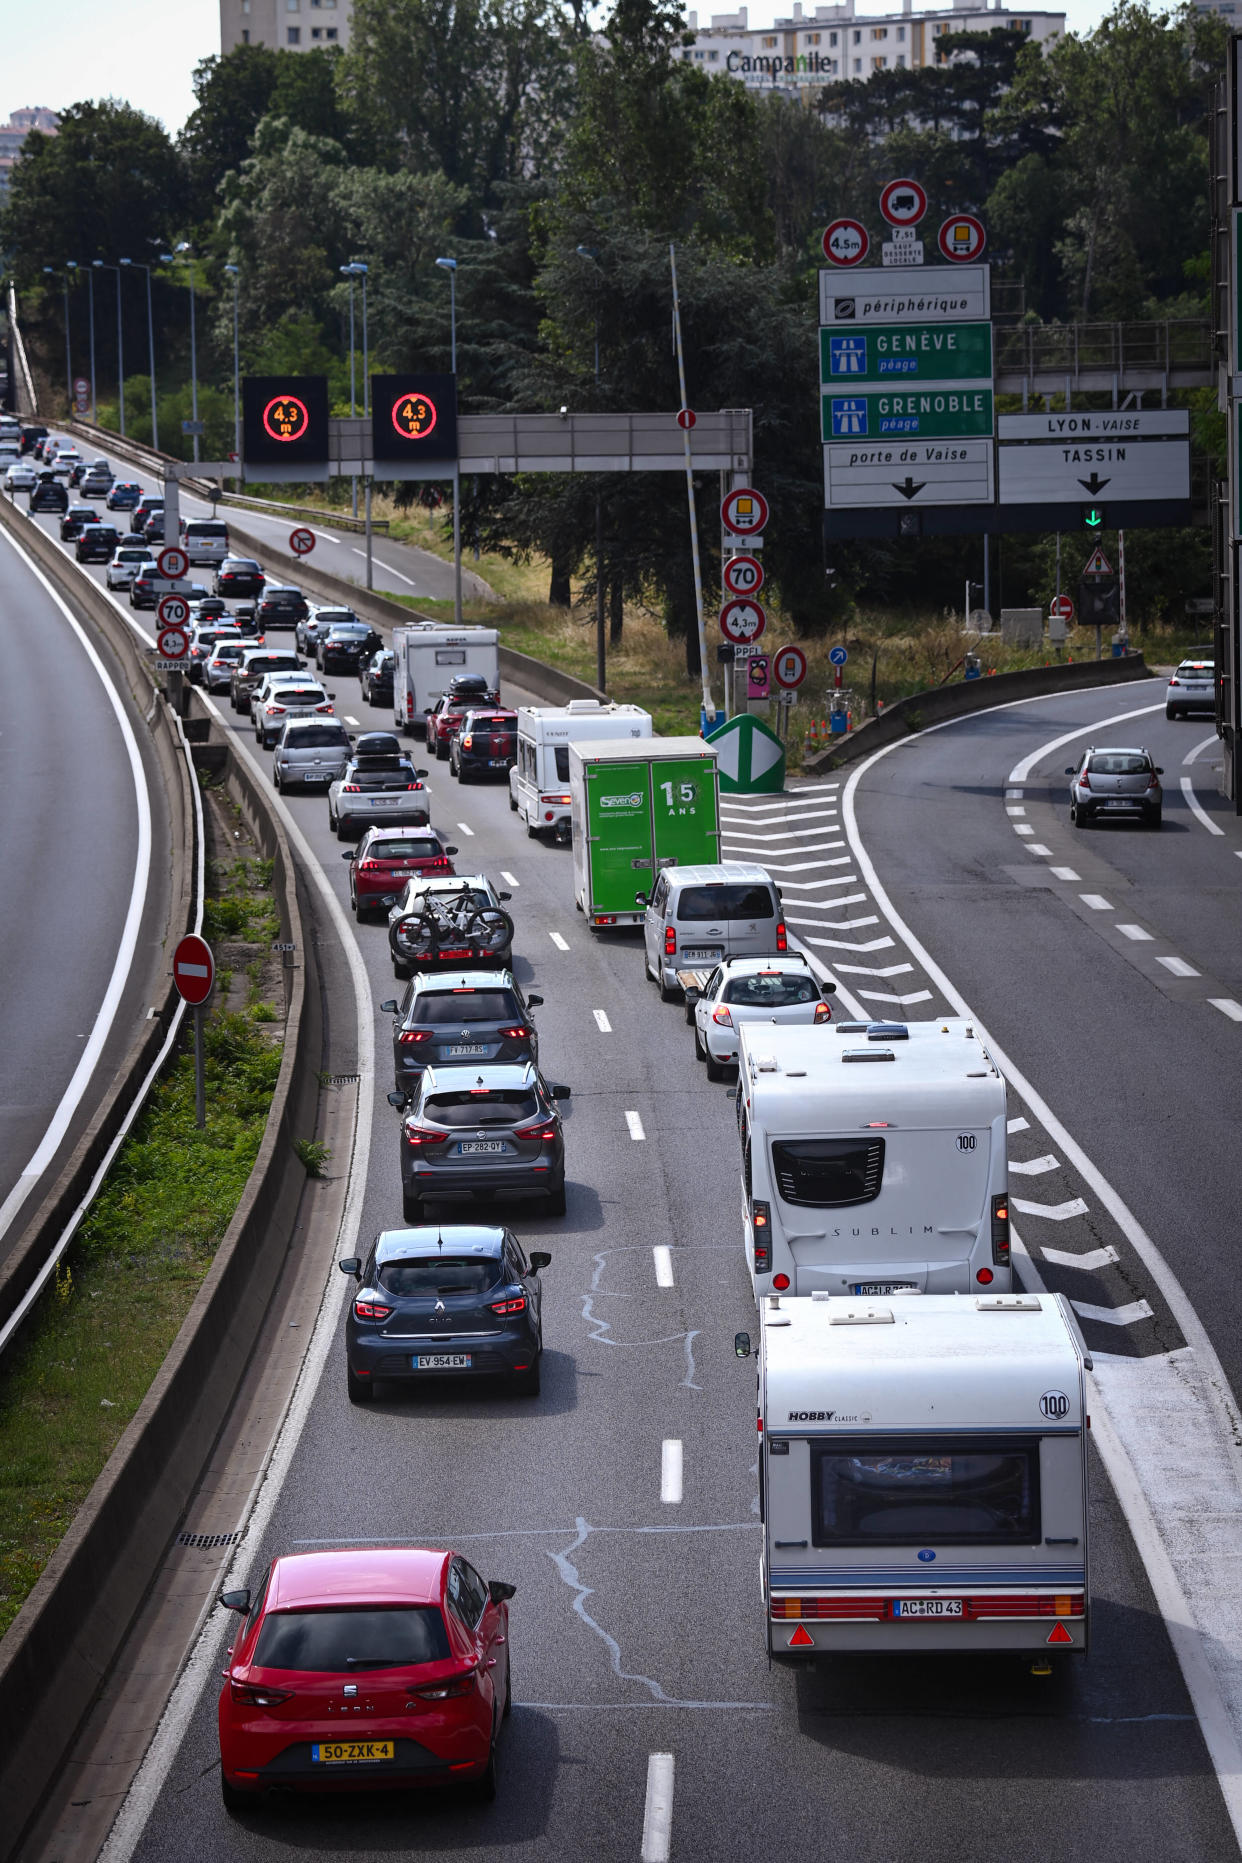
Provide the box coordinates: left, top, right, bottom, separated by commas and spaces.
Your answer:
10, 463, 1242, 1861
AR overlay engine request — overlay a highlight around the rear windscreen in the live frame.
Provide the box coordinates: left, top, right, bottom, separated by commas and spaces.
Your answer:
415, 991, 519, 1025
676, 884, 775, 922
247, 658, 298, 675
424, 1091, 538, 1126
254, 1607, 449, 1672
723, 972, 817, 1006
378, 1256, 502, 1295
812, 1438, 1040, 1546
1086, 754, 1150, 775
371, 839, 439, 861
771, 1136, 884, 1208
285, 725, 347, 747
358, 768, 418, 790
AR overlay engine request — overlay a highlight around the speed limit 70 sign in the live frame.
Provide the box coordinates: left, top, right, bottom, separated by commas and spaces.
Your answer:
722, 554, 764, 598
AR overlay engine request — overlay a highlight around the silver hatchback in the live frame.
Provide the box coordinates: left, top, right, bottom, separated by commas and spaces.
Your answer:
272, 718, 353, 791
1166, 659, 1214, 719
1067, 746, 1163, 829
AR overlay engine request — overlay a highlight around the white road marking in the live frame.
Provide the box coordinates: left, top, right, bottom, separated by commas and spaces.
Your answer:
1117, 923, 1153, 941
593, 1009, 612, 1032
1043, 1243, 1120, 1271
344, 714, 360, 726
1005, 788, 1024, 799
660, 1440, 684, 1504
1049, 866, 1080, 881
351, 546, 418, 588
652, 1246, 674, 1288
784, 899, 868, 924
1027, 844, 1053, 856
1006, 805, 1026, 817
1210, 998, 1242, 1022
1011, 1195, 1090, 1221
756, 854, 853, 872
1006, 699, 1166, 785
804, 933, 894, 952
1010, 1154, 1060, 1176
501, 871, 519, 886
724, 837, 845, 857
807, 915, 878, 931
722, 820, 838, 842
1072, 1297, 1155, 1326
772, 875, 860, 891
1080, 893, 1113, 911
1184, 733, 1220, 766
626, 1110, 645, 1141
550, 931, 570, 951
1179, 775, 1225, 836
456, 820, 475, 836
1013, 823, 1035, 836
1007, 1116, 1030, 1134
857, 988, 933, 1006
1157, 955, 1200, 978
641, 1753, 676, 1863
833, 961, 914, 977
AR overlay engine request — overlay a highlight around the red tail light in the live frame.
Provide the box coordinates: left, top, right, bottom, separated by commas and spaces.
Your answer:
664, 926, 677, 957
316, 702, 334, 714
773, 1272, 791, 1291
341, 784, 361, 793
712, 1006, 733, 1027
1078, 771, 1090, 789
357, 859, 381, 872
415, 1671, 476, 1701
771, 1598, 886, 1621
1147, 773, 1160, 789
991, 1193, 1010, 1266
462, 735, 473, 748
524, 1121, 559, 1143
229, 1681, 293, 1706
752, 1201, 771, 1274
490, 1295, 527, 1315
814, 1002, 832, 1023
265, 704, 286, 715
498, 1024, 531, 1040
402, 1123, 446, 1145
405, 784, 424, 792
776, 921, 787, 952
398, 1029, 433, 1045
353, 1298, 392, 1320
1168, 677, 1181, 687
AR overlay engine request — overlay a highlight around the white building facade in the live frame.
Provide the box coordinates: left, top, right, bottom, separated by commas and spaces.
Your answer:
682, 0, 1063, 93
220, 0, 352, 55
0, 107, 58, 202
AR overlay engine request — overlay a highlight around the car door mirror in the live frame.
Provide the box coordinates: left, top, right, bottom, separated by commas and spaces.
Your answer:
635, 891, 649, 909
734, 1332, 752, 1360
1155, 766, 1164, 775
684, 988, 701, 1006
822, 982, 838, 996
445, 846, 459, 857
387, 1090, 409, 1109
1064, 767, 1075, 776
526, 994, 543, 1008
341, 848, 355, 860
416, 768, 428, 778
529, 1251, 551, 1271
498, 891, 512, 902
218, 1587, 251, 1613
380, 999, 398, 1014
548, 1082, 571, 1099
487, 1580, 517, 1604
338, 1256, 362, 1277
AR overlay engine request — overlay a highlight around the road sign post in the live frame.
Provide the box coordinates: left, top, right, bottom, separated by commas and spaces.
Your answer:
172, 934, 215, 1129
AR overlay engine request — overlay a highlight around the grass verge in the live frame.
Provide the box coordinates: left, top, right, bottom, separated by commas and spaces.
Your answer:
0, 788, 286, 1637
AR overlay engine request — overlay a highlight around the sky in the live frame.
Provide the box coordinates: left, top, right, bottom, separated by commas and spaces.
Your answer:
5, 0, 1117, 139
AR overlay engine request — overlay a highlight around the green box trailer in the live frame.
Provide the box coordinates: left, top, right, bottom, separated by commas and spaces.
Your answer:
569, 737, 722, 926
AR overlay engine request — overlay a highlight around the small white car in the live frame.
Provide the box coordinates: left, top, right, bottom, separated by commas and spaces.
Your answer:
1165, 658, 1214, 720
684, 954, 834, 1080
4, 461, 37, 493
105, 545, 154, 589
251, 672, 335, 748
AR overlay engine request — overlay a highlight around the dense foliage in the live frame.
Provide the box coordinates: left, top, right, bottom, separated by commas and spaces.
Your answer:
1, 0, 1225, 632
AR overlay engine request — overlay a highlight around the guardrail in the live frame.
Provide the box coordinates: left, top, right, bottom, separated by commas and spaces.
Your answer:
993, 319, 1213, 393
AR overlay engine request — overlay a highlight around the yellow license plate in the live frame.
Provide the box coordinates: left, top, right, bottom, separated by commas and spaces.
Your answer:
311, 1740, 395, 1765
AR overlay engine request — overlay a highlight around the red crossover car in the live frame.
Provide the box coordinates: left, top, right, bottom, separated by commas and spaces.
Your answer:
343, 826, 459, 920
217, 1547, 513, 1809
428, 688, 499, 760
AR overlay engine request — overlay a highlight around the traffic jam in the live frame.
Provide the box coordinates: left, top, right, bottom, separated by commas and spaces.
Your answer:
3, 425, 1198, 1828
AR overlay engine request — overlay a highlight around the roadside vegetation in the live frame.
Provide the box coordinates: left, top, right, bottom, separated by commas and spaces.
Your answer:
0, 785, 285, 1637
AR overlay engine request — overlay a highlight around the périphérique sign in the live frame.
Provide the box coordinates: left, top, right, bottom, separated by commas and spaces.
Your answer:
818, 264, 990, 327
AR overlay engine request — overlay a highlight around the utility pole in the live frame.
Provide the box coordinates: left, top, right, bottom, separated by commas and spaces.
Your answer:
669, 243, 713, 726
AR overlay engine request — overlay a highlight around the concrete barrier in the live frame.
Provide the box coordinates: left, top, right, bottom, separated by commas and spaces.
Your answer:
804, 653, 1155, 777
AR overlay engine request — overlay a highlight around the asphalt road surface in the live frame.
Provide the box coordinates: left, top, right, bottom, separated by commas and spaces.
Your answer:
12, 488, 1238, 1861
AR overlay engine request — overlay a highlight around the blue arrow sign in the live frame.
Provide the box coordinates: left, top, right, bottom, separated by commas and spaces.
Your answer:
829, 646, 848, 666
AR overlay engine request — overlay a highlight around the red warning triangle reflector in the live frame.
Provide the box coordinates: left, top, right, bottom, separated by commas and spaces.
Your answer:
1046, 1621, 1073, 1645
788, 1624, 815, 1648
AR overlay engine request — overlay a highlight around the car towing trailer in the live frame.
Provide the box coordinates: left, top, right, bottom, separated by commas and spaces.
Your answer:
737, 1291, 1090, 1661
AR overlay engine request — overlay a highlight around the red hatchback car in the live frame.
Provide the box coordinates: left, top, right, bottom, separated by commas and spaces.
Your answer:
344, 826, 459, 920
218, 1547, 514, 1809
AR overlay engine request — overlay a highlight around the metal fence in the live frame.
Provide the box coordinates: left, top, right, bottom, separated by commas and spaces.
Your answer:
993, 320, 1213, 383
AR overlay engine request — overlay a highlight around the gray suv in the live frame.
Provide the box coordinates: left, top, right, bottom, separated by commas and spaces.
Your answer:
391, 1061, 570, 1222
641, 863, 786, 1002
272, 718, 352, 791
1067, 746, 1163, 829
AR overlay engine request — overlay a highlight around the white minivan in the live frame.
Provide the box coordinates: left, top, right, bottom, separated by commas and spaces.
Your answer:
735, 1017, 1010, 1299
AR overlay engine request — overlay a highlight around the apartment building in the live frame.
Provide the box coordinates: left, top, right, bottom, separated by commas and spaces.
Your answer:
220, 0, 352, 54
0, 107, 58, 202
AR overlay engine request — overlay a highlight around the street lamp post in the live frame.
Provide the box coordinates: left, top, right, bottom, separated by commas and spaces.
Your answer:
68, 261, 97, 426
119, 258, 159, 451
163, 244, 199, 463
435, 257, 461, 626
43, 266, 72, 415
223, 264, 240, 479
576, 244, 606, 694
93, 260, 124, 436
340, 262, 359, 517
345, 261, 371, 583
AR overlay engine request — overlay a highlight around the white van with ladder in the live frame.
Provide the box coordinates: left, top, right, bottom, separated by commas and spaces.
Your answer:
739, 1290, 1090, 1659
735, 1018, 1010, 1299
510, 701, 651, 841
392, 625, 500, 738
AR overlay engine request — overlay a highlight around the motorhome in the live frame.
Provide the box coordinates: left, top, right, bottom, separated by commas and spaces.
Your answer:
511, 701, 651, 842
392, 625, 500, 739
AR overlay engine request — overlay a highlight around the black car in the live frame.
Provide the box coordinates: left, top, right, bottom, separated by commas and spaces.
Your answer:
338, 1224, 551, 1402
20, 424, 48, 455
256, 583, 309, 630
319, 621, 382, 674
60, 504, 99, 542
141, 512, 165, 546
381, 969, 542, 1094
391, 1062, 570, 1223
75, 522, 121, 563
361, 649, 396, 706
29, 477, 68, 514
215, 557, 265, 599
130, 496, 163, 535
450, 708, 518, 783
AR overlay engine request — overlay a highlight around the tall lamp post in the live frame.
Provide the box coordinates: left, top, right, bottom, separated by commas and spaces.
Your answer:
343, 261, 371, 579
576, 244, 606, 694
340, 262, 359, 517
66, 260, 96, 426
42, 266, 72, 415
119, 257, 159, 451
93, 260, 125, 436
223, 263, 240, 481
161, 244, 199, 463
436, 256, 462, 626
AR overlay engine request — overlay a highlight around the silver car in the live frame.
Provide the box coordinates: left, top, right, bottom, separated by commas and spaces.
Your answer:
273, 718, 353, 791
1165, 659, 1214, 719
328, 751, 430, 840
1067, 745, 1163, 829
685, 955, 834, 1080
4, 461, 37, 493
205, 642, 247, 693
253, 676, 336, 749
105, 544, 153, 590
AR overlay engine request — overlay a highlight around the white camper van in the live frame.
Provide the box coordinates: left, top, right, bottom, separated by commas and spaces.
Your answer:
735, 1018, 1010, 1298
392, 625, 500, 738
740, 1291, 1090, 1659
510, 701, 651, 841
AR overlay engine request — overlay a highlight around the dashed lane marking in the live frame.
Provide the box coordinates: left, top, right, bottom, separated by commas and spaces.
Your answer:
1027, 843, 1053, 856
501, 871, 519, 886
550, 932, 570, 951
626, 1111, 646, 1141
1210, 998, 1242, 1022
344, 714, 360, 726
1080, 894, 1113, 911
660, 1441, 684, 1505
1006, 806, 1026, 817
1014, 823, 1035, 836
1050, 866, 1080, 881
1007, 1116, 1030, 1134
456, 821, 475, 836
641, 1753, 676, 1863
652, 1246, 674, 1288
593, 1010, 612, 1032
1157, 955, 1200, 978
1118, 924, 1153, 942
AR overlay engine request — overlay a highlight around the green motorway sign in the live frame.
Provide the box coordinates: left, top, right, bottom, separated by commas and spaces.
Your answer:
822, 386, 994, 444
820, 322, 993, 388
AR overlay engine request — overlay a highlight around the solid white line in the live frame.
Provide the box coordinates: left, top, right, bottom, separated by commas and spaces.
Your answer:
352, 547, 418, 588
1117, 923, 1153, 941
1006, 700, 1165, 784
593, 1009, 612, 1032
501, 871, 519, 886
857, 988, 932, 1006
456, 820, 475, 836
1072, 1297, 1154, 1326
1010, 1154, 1060, 1176
1183, 732, 1219, 766
1157, 955, 1200, 978
1011, 1195, 1089, 1220
1179, 775, 1225, 836
652, 1246, 674, 1288
0, 524, 153, 1252
1042, 1243, 1119, 1271
550, 931, 570, 951
1210, 998, 1242, 1023
626, 1110, 645, 1141
1080, 893, 1113, 911
660, 1440, 684, 1505
831, 962, 913, 978
1049, 866, 1080, 881
641, 1753, 675, 1863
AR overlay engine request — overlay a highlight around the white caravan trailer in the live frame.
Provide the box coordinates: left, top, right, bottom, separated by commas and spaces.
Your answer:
392, 625, 500, 738
735, 1018, 1010, 1298
740, 1290, 1089, 1658
510, 701, 651, 841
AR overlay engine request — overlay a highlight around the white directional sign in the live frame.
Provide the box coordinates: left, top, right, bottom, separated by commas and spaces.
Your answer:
997, 439, 1190, 505
819, 265, 990, 328
997, 410, 1190, 441
824, 439, 994, 507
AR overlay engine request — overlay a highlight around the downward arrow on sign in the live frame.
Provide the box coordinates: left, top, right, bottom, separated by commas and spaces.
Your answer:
1078, 472, 1111, 494
891, 477, 926, 501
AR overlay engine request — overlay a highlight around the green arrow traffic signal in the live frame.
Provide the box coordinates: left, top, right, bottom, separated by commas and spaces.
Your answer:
1081, 504, 1105, 531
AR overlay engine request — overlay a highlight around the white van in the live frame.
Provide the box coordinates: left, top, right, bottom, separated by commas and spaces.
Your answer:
740, 1290, 1089, 1659
181, 517, 230, 567
735, 1018, 1010, 1298
510, 701, 651, 841
392, 625, 499, 738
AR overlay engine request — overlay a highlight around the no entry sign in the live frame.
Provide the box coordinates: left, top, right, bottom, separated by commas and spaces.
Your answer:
676, 408, 697, 431
1049, 594, 1075, 621
289, 527, 315, 556
172, 933, 215, 1006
